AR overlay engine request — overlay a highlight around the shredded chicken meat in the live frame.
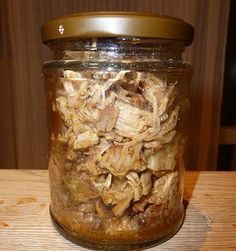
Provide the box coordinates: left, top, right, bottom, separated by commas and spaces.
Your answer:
50, 69, 184, 235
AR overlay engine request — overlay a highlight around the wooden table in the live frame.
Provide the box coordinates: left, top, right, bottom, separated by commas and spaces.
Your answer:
0, 170, 236, 251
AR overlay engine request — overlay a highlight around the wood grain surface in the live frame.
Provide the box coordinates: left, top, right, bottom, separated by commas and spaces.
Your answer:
0, 0, 230, 170
0, 170, 236, 250
0, 0, 16, 169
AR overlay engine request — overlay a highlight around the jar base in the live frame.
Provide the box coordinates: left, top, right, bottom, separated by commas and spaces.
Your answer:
50, 206, 185, 251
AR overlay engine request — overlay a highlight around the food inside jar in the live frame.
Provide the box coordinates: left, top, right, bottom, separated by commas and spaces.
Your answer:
48, 68, 184, 242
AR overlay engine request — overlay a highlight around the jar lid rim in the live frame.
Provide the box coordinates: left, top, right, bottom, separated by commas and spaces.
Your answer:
41, 11, 194, 46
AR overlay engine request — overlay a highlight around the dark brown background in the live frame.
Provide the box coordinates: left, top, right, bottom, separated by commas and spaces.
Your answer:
0, 0, 230, 170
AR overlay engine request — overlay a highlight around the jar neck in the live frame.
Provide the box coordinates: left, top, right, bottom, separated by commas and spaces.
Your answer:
47, 37, 185, 61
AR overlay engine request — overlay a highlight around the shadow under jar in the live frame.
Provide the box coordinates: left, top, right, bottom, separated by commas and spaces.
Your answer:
42, 12, 194, 250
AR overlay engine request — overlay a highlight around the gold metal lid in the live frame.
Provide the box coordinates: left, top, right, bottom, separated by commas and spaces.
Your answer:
42, 12, 194, 46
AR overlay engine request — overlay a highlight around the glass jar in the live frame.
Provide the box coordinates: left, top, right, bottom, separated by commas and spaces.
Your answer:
42, 12, 194, 250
